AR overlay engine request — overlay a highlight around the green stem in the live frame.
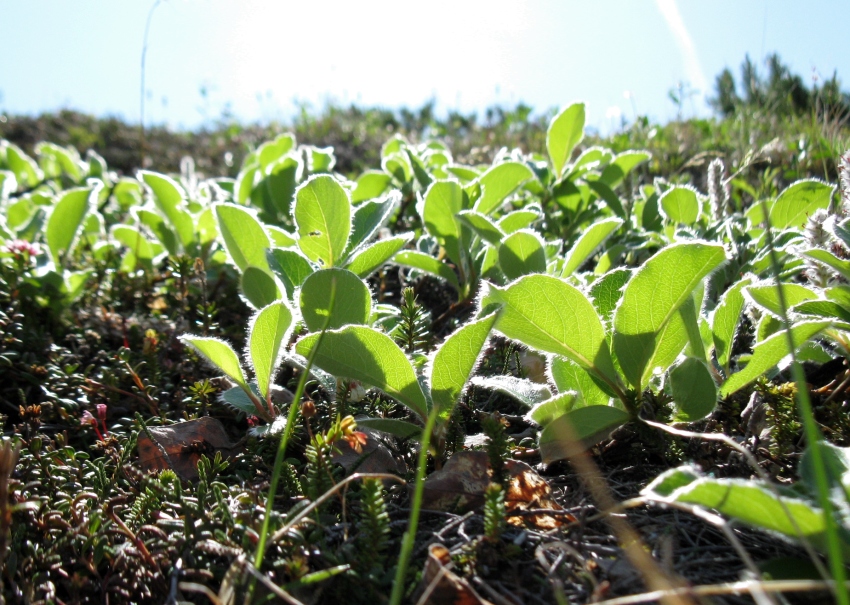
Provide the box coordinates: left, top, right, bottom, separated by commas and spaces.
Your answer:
252, 279, 337, 573
761, 200, 849, 605
389, 408, 439, 605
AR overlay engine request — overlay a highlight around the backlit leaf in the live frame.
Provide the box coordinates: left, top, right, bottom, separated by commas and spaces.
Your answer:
294, 175, 351, 267
299, 268, 372, 331
296, 326, 428, 418
248, 301, 294, 399
547, 103, 585, 177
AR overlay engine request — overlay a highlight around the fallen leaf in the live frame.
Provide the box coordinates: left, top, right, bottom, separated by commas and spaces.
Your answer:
419, 451, 573, 529
414, 543, 493, 605
138, 416, 241, 481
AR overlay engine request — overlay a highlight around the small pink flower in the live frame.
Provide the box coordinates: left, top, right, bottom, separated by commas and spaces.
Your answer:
81, 409, 106, 441
4, 239, 40, 258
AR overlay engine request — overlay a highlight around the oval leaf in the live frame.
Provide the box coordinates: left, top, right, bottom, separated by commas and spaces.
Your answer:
47, 185, 97, 266
299, 268, 372, 331
711, 275, 754, 372
248, 301, 294, 399
539, 406, 631, 462
562, 217, 623, 277
430, 308, 500, 420
473, 162, 534, 215
659, 186, 700, 225
294, 175, 351, 267
720, 320, 831, 396
484, 275, 620, 389
295, 326, 428, 419
215, 203, 271, 272
181, 336, 247, 389
613, 242, 727, 389
769, 180, 834, 230
241, 266, 282, 310
547, 103, 585, 177
346, 234, 412, 278
669, 358, 717, 422
498, 230, 547, 280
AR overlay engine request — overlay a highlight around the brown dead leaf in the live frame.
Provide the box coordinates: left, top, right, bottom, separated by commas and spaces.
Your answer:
415, 543, 493, 605
419, 451, 573, 529
138, 417, 242, 481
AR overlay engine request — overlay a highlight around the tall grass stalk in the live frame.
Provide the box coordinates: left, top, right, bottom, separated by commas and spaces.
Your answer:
252, 279, 338, 573
389, 407, 439, 605
761, 200, 850, 605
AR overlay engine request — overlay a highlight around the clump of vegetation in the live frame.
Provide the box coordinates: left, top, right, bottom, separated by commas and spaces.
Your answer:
2, 54, 850, 605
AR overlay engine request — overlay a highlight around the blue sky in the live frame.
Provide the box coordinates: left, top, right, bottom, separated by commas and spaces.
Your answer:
1, 1, 848, 133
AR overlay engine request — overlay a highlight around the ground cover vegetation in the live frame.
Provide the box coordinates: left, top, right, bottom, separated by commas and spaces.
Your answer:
1, 54, 850, 604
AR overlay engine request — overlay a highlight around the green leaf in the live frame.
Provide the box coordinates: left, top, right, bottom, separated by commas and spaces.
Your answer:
659, 185, 700, 225
422, 180, 467, 269
139, 171, 193, 248
769, 180, 834, 230
498, 230, 547, 280
746, 283, 818, 318
4, 142, 43, 188
137, 208, 180, 257
721, 320, 831, 396
299, 268, 372, 331
643, 468, 839, 556
111, 225, 158, 269
468, 375, 552, 407
267, 225, 297, 248
294, 175, 351, 267
550, 356, 611, 407
498, 208, 541, 234
221, 385, 263, 416
248, 301, 294, 399
547, 103, 585, 177
235, 163, 260, 205
355, 418, 422, 440
394, 251, 460, 294
483, 275, 620, 390
240, 266, 282, 309
562, 217, 623, 277
258, 133, 296, 169
46, 185, 97, 267
430, 308, 500, 420
267, 248, 315, 298
295, 326, 428, 419
539, 406, 631, 462
181, 336, 248, 389
352, 170, 392, 203
801, 249, 850, 282
599, 151, 650, 189
589, 268, 631, 324
669, 358, 717, 422
346, 193, 400, 257
613, 242, 726, 390
528, 391, 578, 426
711, 275, 754, 371
457, 210, 505, 246
587, 180, 626, 218
473, 162, 534, 215
346, 234, 412, 278
794, 300, 850, 323
215, 203, 271, 272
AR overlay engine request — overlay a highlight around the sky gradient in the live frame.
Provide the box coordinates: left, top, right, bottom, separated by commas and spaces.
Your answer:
1, 1, 848, 133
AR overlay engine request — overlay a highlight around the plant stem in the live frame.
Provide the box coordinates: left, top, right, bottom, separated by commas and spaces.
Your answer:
389, 407, 439, 605
252, 279, 338, 574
